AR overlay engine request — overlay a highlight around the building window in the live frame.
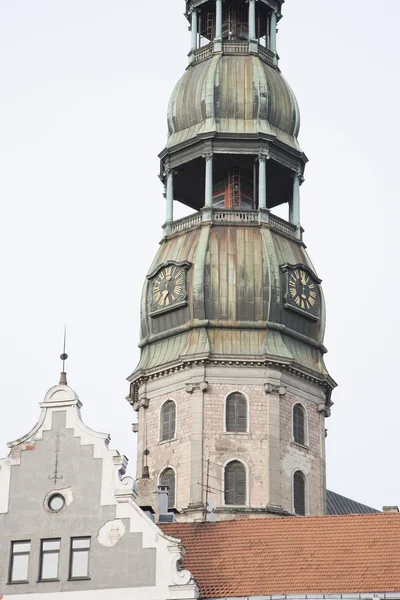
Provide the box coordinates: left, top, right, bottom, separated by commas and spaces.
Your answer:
226, 392, 247, 433
293, 471, 306, 515
69, 538, 91, 580
293, 404, 306, 445
9, 541, 31, 583
160, 400, 176, 442
39, 539, 61, 581
160, 468, 176, 509
224, 460, 247, 505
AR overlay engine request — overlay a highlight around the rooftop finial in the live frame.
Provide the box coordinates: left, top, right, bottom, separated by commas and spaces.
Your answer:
59, 325, 68, 385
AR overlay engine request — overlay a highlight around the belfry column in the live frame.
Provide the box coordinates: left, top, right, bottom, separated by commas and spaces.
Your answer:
165, 169, 174, 228
289, 172, 301, 238
203, 152, 213, 221
258, 153, 269, 223
191, 10, 198, 55
248, 0, 257, 51
215, 0, 223, 51
270, 10, 277, 64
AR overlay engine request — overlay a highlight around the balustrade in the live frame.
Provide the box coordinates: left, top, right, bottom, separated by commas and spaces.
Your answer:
166, 209, 298, 240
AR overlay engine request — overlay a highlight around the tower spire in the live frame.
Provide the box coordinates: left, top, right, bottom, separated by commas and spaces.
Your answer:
59, 326, 68, 385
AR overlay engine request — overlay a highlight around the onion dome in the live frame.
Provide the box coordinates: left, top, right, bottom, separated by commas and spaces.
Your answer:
167, 54, 301, 154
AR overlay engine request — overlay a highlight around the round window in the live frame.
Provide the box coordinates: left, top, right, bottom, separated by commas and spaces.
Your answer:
48, 494, 65, 512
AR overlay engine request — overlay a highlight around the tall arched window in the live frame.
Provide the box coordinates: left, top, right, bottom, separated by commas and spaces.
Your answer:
226, 392, 247, 433
224, 460, 247, 505
293, 470, 306, 515
160, 468, 176, 509
293, 404, 306, 445
160, 400, 176, 442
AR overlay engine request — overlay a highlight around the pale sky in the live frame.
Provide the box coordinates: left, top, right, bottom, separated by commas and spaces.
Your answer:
0, 0, 399, 511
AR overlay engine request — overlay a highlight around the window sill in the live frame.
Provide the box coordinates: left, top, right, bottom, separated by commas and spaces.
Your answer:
291, 440, 309, 451
68, 577, 91, 581
7, 581, 29, 585
158, 437, 177, 446
38, 579, 60, 583
222, 432, 250, 436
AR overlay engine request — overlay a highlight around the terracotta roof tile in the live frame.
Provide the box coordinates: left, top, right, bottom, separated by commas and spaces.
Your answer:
161, 514, 400, 598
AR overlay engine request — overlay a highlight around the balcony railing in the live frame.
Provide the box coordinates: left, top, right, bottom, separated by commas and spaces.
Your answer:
213, 208, 258, 223
168, 212, 203, 235
191, 41, 277, 67
222, 41, 249, 55
193, 43, 214, 63
258, 44, 275, 67
166, 209, 300, 240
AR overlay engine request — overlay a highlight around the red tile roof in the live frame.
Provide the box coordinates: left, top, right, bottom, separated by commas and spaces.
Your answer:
162, 513, 400, 598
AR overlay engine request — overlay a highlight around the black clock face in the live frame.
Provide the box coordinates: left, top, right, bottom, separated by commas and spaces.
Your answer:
152, 266, 185, 308
288, 269, 318, 312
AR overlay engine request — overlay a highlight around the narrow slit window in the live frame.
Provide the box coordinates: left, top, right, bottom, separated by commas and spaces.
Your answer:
293, 404, 306, 445
293, 471, 306, 515
39, 539, 61, 581
9, 541, 31, 583
69, 538, 91, 579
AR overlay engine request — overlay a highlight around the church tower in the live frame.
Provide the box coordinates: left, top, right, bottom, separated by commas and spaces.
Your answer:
128, 0, 336, 521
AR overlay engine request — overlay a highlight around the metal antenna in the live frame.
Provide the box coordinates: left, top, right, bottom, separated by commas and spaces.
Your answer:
59, 326, 68, 385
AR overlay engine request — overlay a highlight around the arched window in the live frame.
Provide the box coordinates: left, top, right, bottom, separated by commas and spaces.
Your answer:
293, 470, 306, 515
293, 404, 306, 445
224, 460, 247, 505
226, 392, 247, 433
160, 400, 176, 442
160, 468, 176, 509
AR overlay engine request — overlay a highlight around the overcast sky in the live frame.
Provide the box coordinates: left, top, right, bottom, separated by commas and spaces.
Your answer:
0, 0, 399, 511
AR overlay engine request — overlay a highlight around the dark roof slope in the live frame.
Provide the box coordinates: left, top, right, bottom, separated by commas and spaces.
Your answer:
327, 489, 380, 515
162, 513, 400, 598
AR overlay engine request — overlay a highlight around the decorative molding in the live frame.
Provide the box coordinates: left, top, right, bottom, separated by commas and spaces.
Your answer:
185, 381, 209, 393
264, 383, 287, 396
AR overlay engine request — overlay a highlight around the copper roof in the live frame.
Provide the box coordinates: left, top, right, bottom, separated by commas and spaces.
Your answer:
162, 513, 400, 598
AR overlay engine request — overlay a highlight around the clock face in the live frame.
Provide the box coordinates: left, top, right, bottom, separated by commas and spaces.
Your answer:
152, 265, 185, 308
288, 268, 318, 312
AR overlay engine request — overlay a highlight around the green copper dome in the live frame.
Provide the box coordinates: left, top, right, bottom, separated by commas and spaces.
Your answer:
167, 54, 302, 154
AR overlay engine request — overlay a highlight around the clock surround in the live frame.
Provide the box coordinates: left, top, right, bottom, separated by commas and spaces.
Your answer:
148, 261, 191, 316
282, 263, 321, 321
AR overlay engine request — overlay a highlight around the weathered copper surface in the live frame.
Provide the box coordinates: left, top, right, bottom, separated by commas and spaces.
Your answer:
134, 221, 329, 380
167, 54, 301, 152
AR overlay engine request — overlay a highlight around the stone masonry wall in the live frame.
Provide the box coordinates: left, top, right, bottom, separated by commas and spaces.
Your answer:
137, 367, 327, 519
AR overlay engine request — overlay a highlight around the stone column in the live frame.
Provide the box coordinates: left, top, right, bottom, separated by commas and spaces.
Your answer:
215, 0, 223, 40
191, 10, 198, 52
265, 382, 286, 511
249, 0, 256, 41
258, 154, 267, 209
290, 172, 301, 238
166, 169, 174, 224
203, 152, 213, 221
270, 10, 277, 54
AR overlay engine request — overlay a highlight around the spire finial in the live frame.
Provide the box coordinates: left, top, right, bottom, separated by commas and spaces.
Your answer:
59, 326, 68, 385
